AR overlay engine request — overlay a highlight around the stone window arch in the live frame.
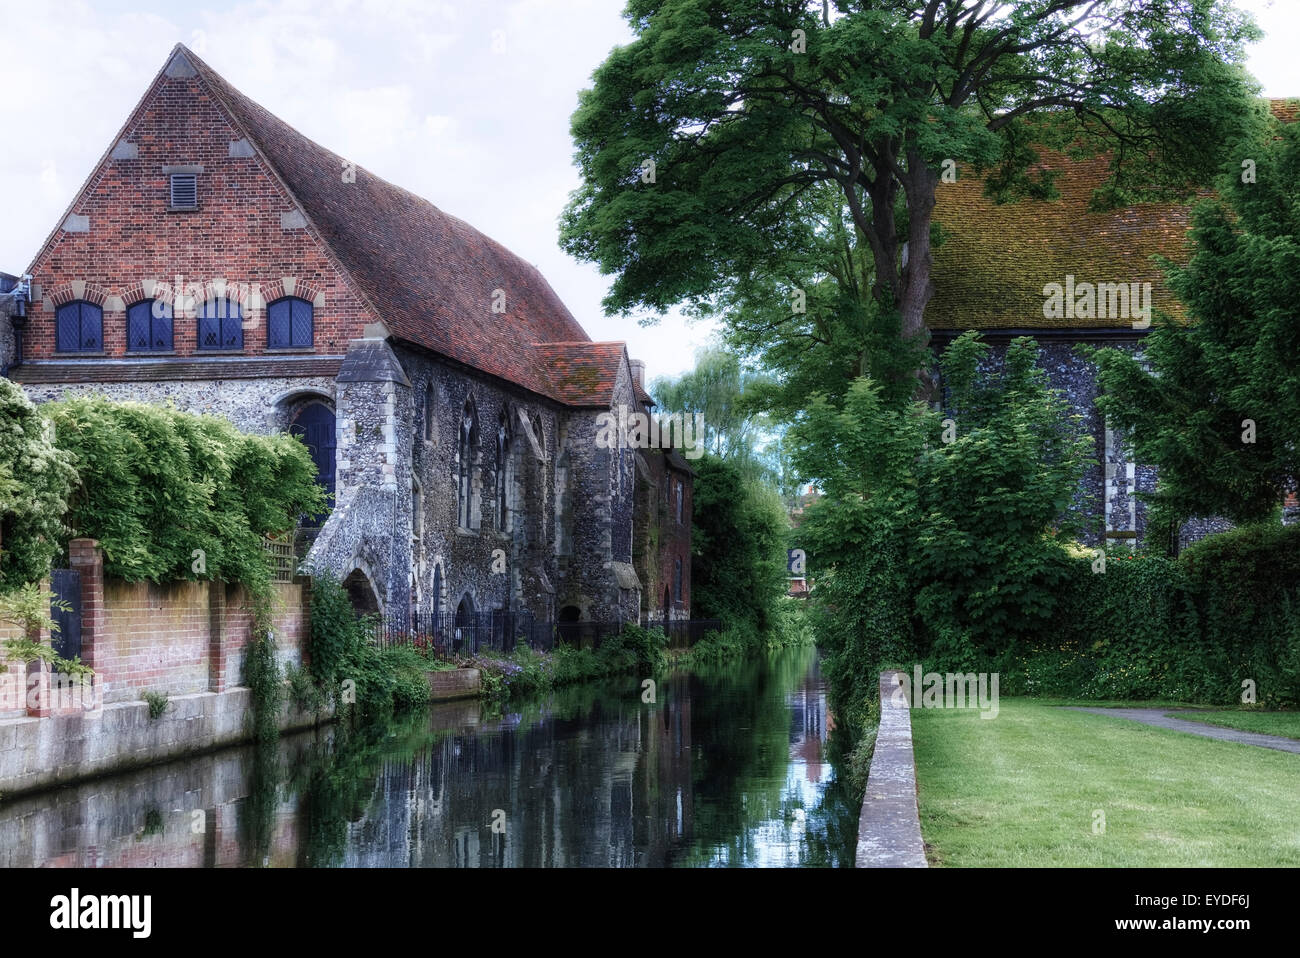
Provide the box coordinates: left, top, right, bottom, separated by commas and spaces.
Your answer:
457, 396, 479, 529
531, 414, 545, 457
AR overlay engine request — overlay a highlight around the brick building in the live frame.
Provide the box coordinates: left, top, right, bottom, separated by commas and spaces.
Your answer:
2, 44, 691, 627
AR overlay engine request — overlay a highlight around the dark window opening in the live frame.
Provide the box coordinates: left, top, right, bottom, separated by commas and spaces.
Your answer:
495, 410, 511, 532
126, 299, 173, 352
267, 296, 313, 349
197, 296, 243, 350
55, 301, 102, 353
457, 398, 478, 528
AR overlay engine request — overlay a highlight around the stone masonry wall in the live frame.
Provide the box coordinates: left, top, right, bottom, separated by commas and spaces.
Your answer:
20, 375, 337, 435
399, 345, 561, 623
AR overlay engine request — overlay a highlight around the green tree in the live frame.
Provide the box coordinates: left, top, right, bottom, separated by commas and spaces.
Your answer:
562, 0, 1262, 380
650, 346, 802, 501
1093, 115, 1300, 539
690, 454, 791, 637
792, 333, 1092, 714
0, 379, 76, 589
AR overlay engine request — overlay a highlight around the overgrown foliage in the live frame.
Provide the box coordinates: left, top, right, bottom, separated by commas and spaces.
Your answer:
0, 379, 76, 590
689, 454, 792, 639
308, 575, 429, 719
45, 397, 326, 587
924, 525, 1300, 708
0, 584, 89, 676
794, 333, 1092, 724
467, 624, 669, 703
140, 689, 169, 720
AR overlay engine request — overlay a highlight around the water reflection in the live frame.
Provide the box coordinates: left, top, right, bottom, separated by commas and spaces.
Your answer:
0, 646, 861, 868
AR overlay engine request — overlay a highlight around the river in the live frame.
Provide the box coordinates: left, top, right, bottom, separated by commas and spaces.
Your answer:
0, 645, 862, 867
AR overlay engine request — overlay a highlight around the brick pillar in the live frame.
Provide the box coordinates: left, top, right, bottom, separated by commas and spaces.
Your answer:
208, 580, 227, 692
68, 538, 104, 671
25, 580, 53, 717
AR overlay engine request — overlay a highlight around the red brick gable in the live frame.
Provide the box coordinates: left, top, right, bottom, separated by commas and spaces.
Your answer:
24, 48, 375, 359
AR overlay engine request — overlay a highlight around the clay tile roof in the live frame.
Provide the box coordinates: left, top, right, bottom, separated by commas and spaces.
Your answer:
531, 341, 625, 406
178, 45, 604, 404
929, 98, 1299, 332
929, 149, 1194, 330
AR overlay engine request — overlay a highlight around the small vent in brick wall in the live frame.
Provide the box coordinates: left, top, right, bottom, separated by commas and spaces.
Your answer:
170, 174, 198, 210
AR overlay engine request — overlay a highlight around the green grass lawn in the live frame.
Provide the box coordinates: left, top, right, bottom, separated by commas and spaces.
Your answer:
1167, 710, 1300, 741
910, 698, 1300, 866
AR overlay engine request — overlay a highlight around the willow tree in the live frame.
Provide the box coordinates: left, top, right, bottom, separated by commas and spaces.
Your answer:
561, 0, 1263, 389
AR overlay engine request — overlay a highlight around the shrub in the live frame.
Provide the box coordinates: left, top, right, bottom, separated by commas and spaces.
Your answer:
1179, 523, 1300, 707
0, 379, 76, 589
44, 396, 325, 587
140, 689, 169, 720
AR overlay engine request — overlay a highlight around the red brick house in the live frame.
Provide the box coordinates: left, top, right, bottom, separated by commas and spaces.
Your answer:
1, 43, 693, 627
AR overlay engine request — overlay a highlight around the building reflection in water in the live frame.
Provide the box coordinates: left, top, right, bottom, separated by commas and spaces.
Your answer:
0, 647, 859, 868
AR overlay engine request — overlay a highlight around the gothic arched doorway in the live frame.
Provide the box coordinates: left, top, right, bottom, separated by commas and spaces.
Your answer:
290, 401, 336, 524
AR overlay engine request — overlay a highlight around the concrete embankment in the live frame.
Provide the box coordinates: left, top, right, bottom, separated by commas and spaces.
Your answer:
855, 670, 928, 868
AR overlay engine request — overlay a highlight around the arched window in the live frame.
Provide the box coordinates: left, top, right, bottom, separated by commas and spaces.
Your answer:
55, 301, 102, 353
457, 397, 478, 529
423, 382, 435, 441
675, 480, 684, 524
495, 409, 511, 532
674, 557, 683, 604
267, 296, 313, 349
532, 414, 544, 456
126, 298, 173, 352
197, 294, 243, 350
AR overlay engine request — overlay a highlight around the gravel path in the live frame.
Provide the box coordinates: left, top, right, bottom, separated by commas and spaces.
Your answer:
1065, 708, 1300, 755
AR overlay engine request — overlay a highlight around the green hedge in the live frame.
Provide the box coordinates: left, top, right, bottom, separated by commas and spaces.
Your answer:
45, 396, 326, 587
939, 524, 1300, 707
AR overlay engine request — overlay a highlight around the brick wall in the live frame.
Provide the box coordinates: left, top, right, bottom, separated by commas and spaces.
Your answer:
32, 539, 311, 707
95, 578, 307, 705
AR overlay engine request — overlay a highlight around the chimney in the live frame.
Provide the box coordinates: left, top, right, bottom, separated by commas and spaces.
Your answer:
629, 358, 646, 389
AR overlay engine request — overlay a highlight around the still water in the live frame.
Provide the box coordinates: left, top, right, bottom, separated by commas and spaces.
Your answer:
0, 646, 861, 867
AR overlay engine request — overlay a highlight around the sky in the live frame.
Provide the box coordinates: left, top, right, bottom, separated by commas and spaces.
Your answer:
0, 0, 1296, 380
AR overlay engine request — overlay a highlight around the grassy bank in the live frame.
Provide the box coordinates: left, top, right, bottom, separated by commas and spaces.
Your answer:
463, 601, 814, 703
911, 698, 1300, 866
458, 624, 669, 702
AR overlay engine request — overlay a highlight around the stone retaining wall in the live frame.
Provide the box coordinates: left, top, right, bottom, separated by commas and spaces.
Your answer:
855, 670, 928, 868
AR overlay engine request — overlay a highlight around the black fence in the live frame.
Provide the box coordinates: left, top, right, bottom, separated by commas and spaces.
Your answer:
373, 610, 723, 657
